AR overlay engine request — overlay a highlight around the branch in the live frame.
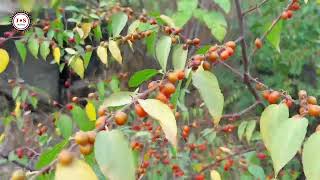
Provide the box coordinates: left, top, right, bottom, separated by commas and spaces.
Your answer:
234, 0, 262, 102
222, 101, 261, 119
242, 0, 270, 16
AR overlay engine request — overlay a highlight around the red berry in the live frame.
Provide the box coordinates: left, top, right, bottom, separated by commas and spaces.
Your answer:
68, 37, 75, 43
257, 152, 267, 160
66, 103, 73, 111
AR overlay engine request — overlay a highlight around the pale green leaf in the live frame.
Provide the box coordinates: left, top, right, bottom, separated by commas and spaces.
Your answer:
15, 40, 27, 63
156, 36, 172, 71
238, 121, 248, 141
213, 0, 231, 13
103, 91, 135, 107
57, 114, 73, 139
245, 120, 256, 143
192, 69, 224, 125
302, 132, 320, 180
265, 20, 283, 52
159, 15, 176, 28
172, 44, 188, 70
94, 130, 135, 180
40, 41, 50, 60
28, 38, 39, 59
127, 20, 140, 34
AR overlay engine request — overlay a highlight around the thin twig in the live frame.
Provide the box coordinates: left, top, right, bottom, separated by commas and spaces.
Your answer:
242, 0, 270, 16
222, 101, 261, 119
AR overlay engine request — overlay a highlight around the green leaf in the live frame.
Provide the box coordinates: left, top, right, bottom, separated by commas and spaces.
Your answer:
102, 91, 136, 107
97, 81, 105, 100
260, 104, 308, 176
198, 10, 227, 42
128, 69, 159, 88
40, 41, 50, 60
28, 38, 39, 59
213, 0, 231, 13
172, 11, 193, 28
94, 130, 135, 180
83, 51, 92, 69
177, 0, 198, 11
93, 25, 102, 41
15, 40, 27, 63
245, 120, 256, 143
109, 75, 120, 92
156, 36, 172, 71
138, 99, 178, 147
146, 31, 157, 57
111, 12, 128, 37
127, 20, 140, 34
172, 44, 188, 70
71, 105, 95, 131
57, 114, 73, 139
12, 86, 20, 100
238, 121, 248, 141
302, 132, 320, 180
265, 20, 283, 52
35, 139, 68, 169
192, 69, 224, 125
248, 165, 265, 180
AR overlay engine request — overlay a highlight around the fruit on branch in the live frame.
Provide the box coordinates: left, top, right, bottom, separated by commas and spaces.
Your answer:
281, 11, 289, 20
298, 90, 307, 99
64, 80, 71, 88
208, 51, 218, 62
307, 96, 317, 105
98, 107, 106, 117
167, 72, 178, 83
79, 144, 93, 155
194, 174, 205, 180
177, 70, 185, 80
135, 104, 148, 118
226, 47, 234, 56
290, 2, 300, 11
220, 50, 230, 61
58, 150, 74, 166
11, 169, 26, 180
72, 96, 79, 103
193, 38, 201, 46
95, 115, 107, 129
284, 97, 294, 108
224, 159, 234, 171
255, 38, 263, 49
75, 131, 89, 145
15, 148, 24, 159
193, 54, 205, 62
225, 41, 236, 50
161, 83, 176, 97
87, 131, 96, 144
156, 92, 168, 103
256, 152, 267, 160
308, 104, 320, 117
268, 91, 281, 104
255, 82, 264, 91
68, 37, 75, 43
114, 111, 128, 125
287, 10, 293, 19
66, 103, 73, 111
263, 90, 271, 101
202, 61, 211, 70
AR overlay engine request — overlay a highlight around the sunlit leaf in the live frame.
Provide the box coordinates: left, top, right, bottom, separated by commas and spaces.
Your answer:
97, 46, 108, 65
138, 99, 177, 147
85, 102, 96, 121
302, 132, 320, 180
111, 12, 128, 37
172, 44, 188, 70
55, 159, 98, 180
210, 170, 221, 180
0, 48, 9, 73
81, 23, 92, 39
159, 15, 176, 28
127, 20, 140, 34
108, 40, 122, 64
53, 47, 61, 64
102, 91, 135, 107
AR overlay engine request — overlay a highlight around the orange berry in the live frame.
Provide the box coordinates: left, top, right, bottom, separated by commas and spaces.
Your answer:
98, 107, 106, 117
225, 41, 236, 50
193, 55, 204, 61
79, 144, 93, 155
148, 81, 158, 89
208, 51, 218, 62
220, 50, 229, 61
225, 47, 234, 56
255, 38, 263, 49
161, 83, 176, 97
75, 131, 89, 145
87, 131, 96, 144
114, 111, 128, 125
281, 11, 289, 20
202, 61, 211, 70
177, 70, 185, 80
307, 96, 317, 105
208, 45, 218, 52
96, 115, 107, 129
308, 105, 320, 117
268, 91, 281, 104
183, 125, 190, 133
156, 92, 168, 103
72, 96, 79, 103
135, 104, 148, 118
284, 98, 294, 108
58, 150, 73, 166
167, 72, 178, 83
192, 38, 200, 46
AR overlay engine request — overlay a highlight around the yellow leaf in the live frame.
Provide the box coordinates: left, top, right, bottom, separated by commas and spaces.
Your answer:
81, 23, 92, 39
109, 40, 122, 64
0, 49, 9, 73
55, 159, 98, 180
14, 101, 21, 118
97, 46, 108, 65
138, 99, 177, 147
53, 47, 61, 64
75, 27, 84, 38
210, 170, 221, 180
0, 133, 5, 144
71, 56, 84, 79
85, 102, 96, 121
